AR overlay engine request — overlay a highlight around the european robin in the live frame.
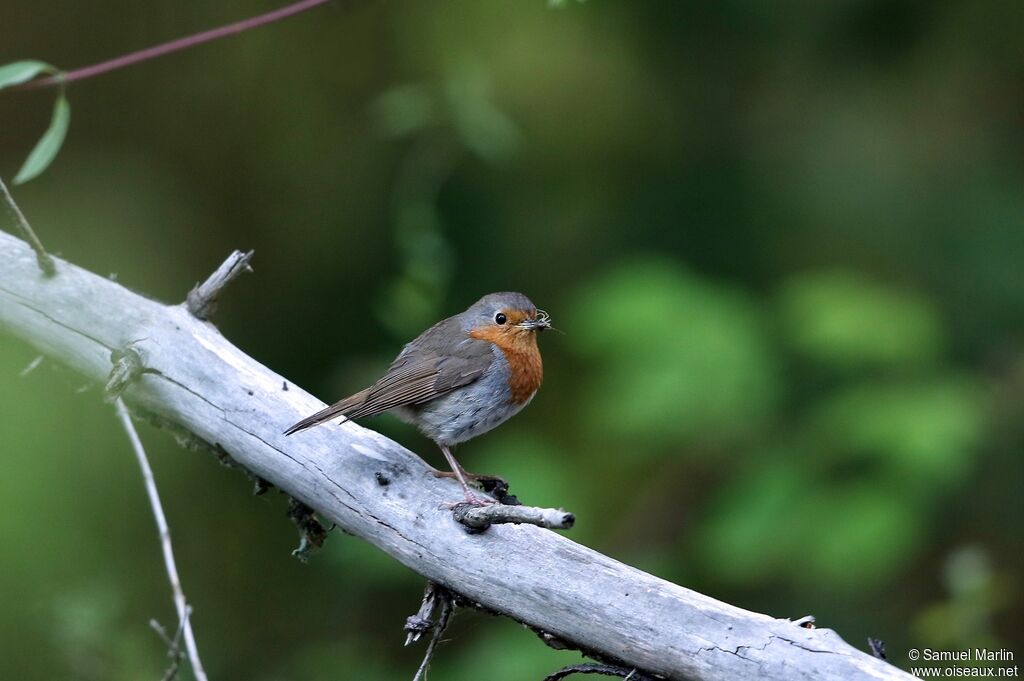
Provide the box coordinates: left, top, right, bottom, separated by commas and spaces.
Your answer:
285, 292, 550, 504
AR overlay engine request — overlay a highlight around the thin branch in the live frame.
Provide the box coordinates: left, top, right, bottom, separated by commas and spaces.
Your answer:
115, 399, 209, 681
0, 177, 55, 276
186, 249, 254, 320
404, 582, 439, 647
411, 586, 454, 681
149, 617, 175, 647
19, 355, 44, 377
452, 502, 575, 532
15, 0, 332, 91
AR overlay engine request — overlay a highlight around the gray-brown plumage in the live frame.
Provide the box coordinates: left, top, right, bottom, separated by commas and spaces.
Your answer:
284, 316, 493, 433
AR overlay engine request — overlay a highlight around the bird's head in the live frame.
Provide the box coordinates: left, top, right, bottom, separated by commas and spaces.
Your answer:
463, 292, 551, 346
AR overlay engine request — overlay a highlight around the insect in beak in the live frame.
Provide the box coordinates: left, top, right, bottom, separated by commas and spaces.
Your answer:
518, 310, 552, 332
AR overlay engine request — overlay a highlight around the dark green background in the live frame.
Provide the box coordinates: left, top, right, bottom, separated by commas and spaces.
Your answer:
2, 1, 1022, 679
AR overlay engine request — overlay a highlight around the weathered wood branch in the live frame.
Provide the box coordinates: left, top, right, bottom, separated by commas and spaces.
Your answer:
0, 230, 912, 681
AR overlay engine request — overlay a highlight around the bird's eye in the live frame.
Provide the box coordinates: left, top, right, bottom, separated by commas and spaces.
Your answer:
494, 312, 507, 325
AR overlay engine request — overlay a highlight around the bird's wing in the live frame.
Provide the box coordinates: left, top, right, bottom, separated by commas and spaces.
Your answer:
344, 349, 490, 419
284, 324, 493, 435
282, 387, 372, 435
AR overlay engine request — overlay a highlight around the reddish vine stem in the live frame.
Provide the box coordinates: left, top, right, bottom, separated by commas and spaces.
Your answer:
16, 0, 332, 90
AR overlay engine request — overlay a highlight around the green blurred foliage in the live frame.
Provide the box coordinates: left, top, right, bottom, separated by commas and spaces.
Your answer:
2, 1, 1023, 679
779, 271, 943, 370
570, 259, 779, 451
914, 546, 1017, 655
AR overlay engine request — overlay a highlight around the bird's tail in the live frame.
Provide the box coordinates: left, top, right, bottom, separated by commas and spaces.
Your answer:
283, 389, 369, 436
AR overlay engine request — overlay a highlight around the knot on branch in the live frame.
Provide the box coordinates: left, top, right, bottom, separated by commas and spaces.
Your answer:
452, 503, 575, 533
287, 498, 328, 562
105, 344, 146, 402
534, 628, 574, 651
791, 615, 816, 629
186, 249, 253, 320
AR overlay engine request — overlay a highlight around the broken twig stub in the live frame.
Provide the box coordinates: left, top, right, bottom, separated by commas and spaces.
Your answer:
452, 503, 575, 533
186, 249, 254, 320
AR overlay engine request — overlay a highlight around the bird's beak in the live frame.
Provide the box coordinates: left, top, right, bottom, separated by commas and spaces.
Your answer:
518, 310, 552, 332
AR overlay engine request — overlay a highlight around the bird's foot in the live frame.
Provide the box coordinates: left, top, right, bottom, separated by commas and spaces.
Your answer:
431, 470, 519, 505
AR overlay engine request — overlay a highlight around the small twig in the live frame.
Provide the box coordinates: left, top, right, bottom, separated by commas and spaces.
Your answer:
0, 177, 55, 276
149, 618, 174, 647
115, 399, 209, 681
159, 645, 183, 681
19, 355, 44, 377
410, 585, 454, 681
14, 0, 332, 91
163, 607, 190, 681
186, 249, 254, 320
542, 664, 651, 681
404, 582, 439, 647
452, 503, 575, 533
150, 607, 190, 681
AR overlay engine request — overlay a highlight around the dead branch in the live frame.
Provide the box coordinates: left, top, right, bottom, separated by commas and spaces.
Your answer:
0, 230, 913, 681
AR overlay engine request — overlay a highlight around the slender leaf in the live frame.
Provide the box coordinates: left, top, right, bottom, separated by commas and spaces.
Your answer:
0, 60, 56, 90
14, 94, 71, 185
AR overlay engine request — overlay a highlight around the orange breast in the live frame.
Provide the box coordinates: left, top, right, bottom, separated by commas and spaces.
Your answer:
469, 327, 543, 404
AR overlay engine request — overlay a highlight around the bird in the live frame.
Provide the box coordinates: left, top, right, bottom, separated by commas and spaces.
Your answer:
284, 292, 550, 504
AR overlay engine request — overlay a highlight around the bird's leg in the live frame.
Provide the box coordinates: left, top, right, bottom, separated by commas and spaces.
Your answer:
439, 444, 494, 506
431, 464, 506, 488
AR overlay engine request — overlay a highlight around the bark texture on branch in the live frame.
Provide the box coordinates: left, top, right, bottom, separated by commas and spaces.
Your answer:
0, 230, 912, 681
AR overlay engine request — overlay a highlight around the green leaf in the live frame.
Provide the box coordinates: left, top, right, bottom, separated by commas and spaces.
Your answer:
0, 60, 56, 90
14, 94, 70, 185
